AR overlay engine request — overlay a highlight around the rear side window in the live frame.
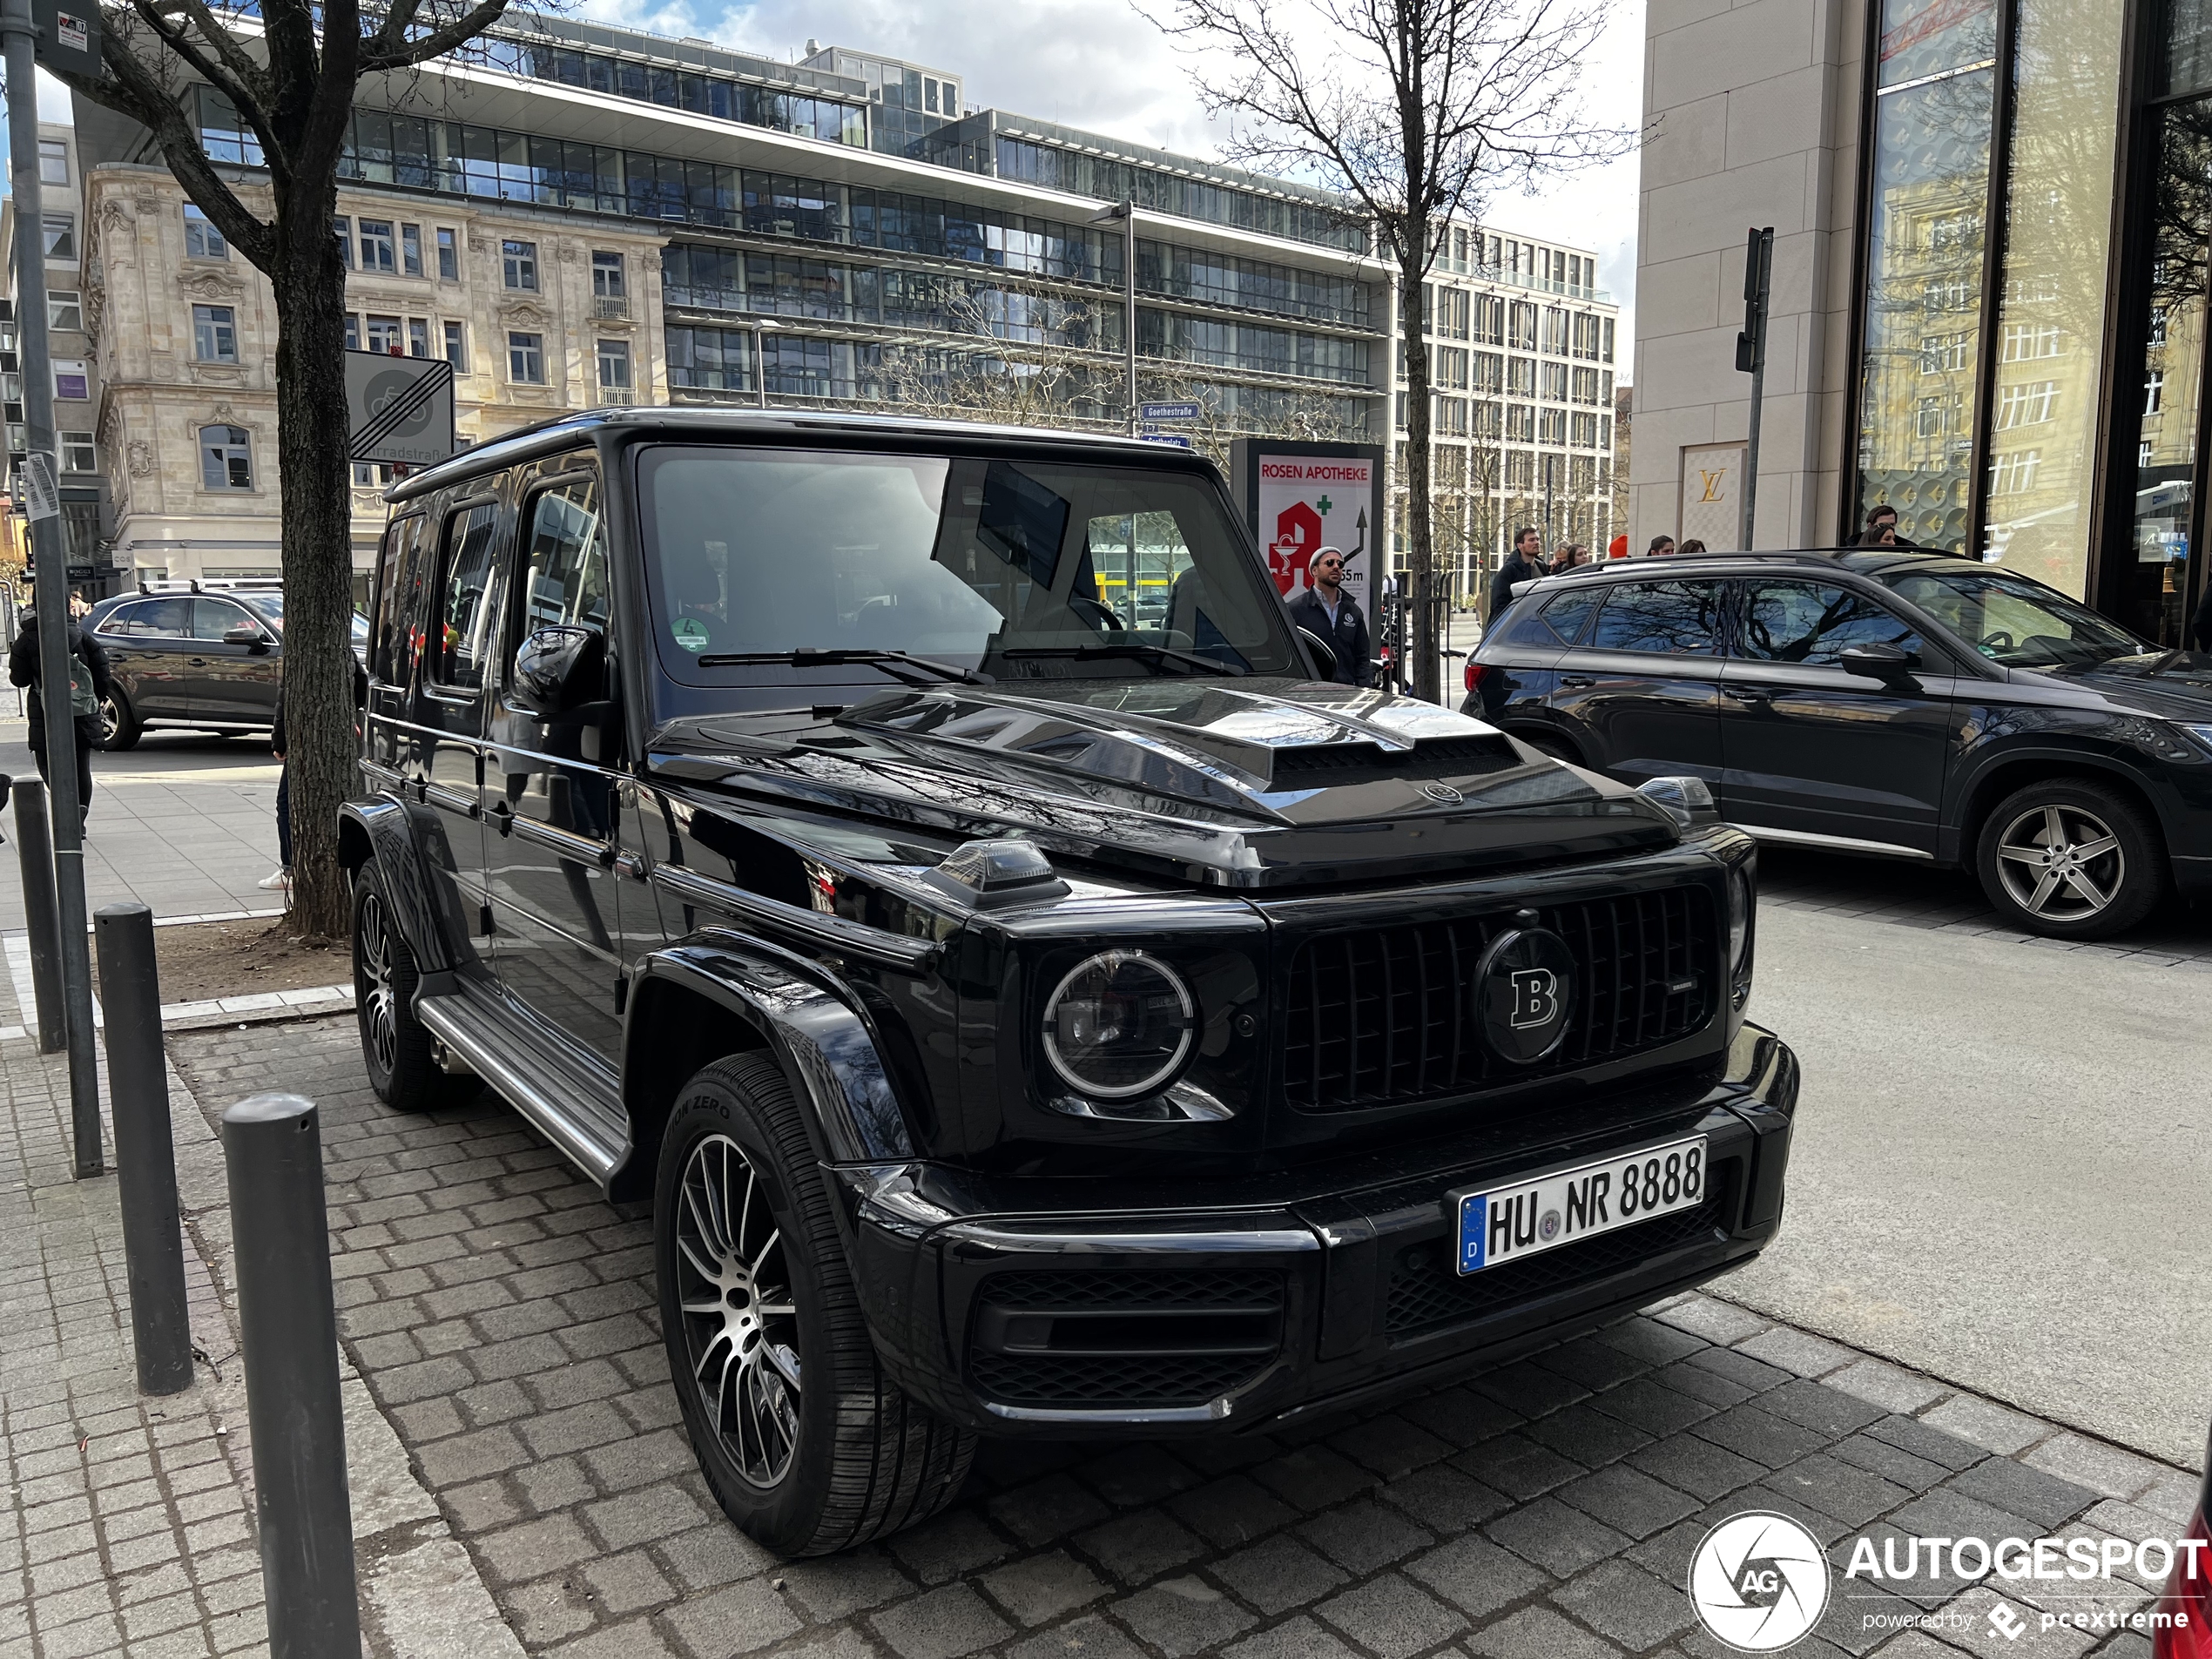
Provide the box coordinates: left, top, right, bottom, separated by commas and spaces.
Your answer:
119, 597, 191, 638
432, 503, 505, 691
1737, 580, 1923, 664
1587, 580, 1725, 656
1493, 585, 1603, 648
370, 514, 426, 685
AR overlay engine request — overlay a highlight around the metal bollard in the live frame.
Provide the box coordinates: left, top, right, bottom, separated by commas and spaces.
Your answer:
220, 1093, 361, 1659
94, 903, 192, 1395
12, 777, 63, 1051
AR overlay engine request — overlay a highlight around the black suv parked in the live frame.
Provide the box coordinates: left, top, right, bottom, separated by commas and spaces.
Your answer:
348, 408, 1797, 1556
1467, 549, 2212, 938
84, 582, 370, 748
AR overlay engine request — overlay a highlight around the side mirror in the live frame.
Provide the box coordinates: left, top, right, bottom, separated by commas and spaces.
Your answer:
223, 624, 271, 651
511, 624, 605, 716
1295, 624, 1339, 680
1837, 641, 1913, 676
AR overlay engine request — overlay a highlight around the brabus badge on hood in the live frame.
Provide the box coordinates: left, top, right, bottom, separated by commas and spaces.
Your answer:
1420, 781, 1465, 806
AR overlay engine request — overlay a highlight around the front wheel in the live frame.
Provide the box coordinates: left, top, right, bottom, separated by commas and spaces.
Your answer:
656, 1055, 974, 1556
96, 691, 140, 752
1974, 779, 2163, 940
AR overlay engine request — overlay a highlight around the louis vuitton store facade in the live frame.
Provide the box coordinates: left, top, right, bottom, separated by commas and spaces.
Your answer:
1633, 0, 2212, 644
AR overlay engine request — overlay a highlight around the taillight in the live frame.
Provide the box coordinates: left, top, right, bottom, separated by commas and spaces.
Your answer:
2154, 1507, 2212, 1658
1464, 660, 1487, 692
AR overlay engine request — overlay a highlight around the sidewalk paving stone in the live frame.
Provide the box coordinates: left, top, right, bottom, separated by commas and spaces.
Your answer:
2, 1002, 2198, 1659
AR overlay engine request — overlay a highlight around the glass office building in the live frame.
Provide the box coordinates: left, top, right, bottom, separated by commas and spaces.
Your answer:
1637, 0, 2212, 639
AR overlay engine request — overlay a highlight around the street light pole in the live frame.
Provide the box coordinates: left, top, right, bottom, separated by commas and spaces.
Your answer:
5, 0, 102, 1176
1094, 199, 1138, 436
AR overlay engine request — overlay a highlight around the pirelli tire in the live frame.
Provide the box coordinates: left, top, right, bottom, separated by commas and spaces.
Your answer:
654, 1052, 974, 1556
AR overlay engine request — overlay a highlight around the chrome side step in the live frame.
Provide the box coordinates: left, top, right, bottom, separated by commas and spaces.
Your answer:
1737, 825, 1935, 860
415, 993, 625, 1185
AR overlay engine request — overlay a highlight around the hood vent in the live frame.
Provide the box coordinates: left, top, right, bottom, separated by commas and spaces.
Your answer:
1269, 734, 1519, 788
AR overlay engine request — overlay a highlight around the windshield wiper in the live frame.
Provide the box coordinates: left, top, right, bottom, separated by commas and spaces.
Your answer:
998, 643, 1247, 676
695, 648, 992, 685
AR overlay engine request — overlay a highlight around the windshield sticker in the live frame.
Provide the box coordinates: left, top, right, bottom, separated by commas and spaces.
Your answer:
671, 617, 709, 654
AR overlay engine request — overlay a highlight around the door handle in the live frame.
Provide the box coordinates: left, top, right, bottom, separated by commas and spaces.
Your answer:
489, 800, 515, 836
1722, 685, 1771, 703
188, 658, 207, 667
1559, 675, 1595, 689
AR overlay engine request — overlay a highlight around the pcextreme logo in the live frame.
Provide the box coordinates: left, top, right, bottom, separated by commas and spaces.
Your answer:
1686, 1512, 1831, 1652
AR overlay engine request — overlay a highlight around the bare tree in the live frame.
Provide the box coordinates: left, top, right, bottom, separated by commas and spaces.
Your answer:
1143, 0, 1620, 699
57, 0, 516, 934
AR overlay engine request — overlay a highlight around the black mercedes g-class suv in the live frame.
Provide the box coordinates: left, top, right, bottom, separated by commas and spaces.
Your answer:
346, 408, 1797, 1558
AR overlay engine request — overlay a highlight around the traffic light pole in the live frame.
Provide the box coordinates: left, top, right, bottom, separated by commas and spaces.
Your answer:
5, 0, 105, 1176
1737, 226, 1774, 554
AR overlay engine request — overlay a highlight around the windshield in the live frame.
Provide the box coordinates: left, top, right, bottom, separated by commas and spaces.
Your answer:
637, 447, 1299, 685
1885, 570, 2143, 667
239, 590, 284, 626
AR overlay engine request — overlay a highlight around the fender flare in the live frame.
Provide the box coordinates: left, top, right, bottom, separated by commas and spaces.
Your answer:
336, 796, 466, 981
1944, 739, 2179, 860
612, 937, 917, 1204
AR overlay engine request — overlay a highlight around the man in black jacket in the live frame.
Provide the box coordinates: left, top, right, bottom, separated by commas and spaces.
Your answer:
1285, 547, 1373, 686
1488, 526, 1543, 622
10, 604, 109, 832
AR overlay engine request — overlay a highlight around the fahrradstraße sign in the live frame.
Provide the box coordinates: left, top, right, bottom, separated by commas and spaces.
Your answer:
345, 351, 455, 467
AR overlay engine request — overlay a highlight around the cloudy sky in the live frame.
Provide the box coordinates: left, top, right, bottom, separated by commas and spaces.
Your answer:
7, 0, 1645, 349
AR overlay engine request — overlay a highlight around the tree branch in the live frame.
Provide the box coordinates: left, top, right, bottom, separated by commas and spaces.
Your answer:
362, 0, 512, 72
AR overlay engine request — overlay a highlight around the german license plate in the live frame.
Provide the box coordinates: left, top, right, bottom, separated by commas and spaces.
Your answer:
1454, 1135, 1709, 1275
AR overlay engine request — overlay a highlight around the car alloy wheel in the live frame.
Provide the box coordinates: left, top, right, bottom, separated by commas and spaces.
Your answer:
1993, 802, 2124, 923
355, 884, 400, 1079
673, 1132, 802, 1489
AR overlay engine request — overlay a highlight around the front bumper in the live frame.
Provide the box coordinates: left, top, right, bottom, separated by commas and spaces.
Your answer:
839, 1022, 1798, 1436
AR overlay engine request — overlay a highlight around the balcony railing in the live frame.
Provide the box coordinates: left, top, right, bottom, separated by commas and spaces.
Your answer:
592, 295, 630, 321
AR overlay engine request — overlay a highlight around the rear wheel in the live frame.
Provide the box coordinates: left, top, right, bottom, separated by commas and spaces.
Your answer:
352, 859, 478, 1111
1974, 778, 2163, 940
96, 691, 140, 752
656, 1054, 974, 1556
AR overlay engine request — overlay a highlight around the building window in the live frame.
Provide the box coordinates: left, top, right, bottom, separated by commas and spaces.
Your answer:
509, 330, 544, 382
1919, 332, 1973, 374
42, 214, 75, 262
193, 304, 238, 363
2001, 321, 2061, 360
401, 223, 422, 277
184, 206, 227, 260
344, 314, 360, 351
359, 219, 396, 273
443, 320, 469, 371
592, 251, 625, 297
333, 216, 353, 268
1994, 379, 2058, 428
60, 432, 95, 473
37, 138, 66, 185
47, 292, 80, 332
365, 314, 403, 355
1541, 361, 1568, 401
52, 361, 87, 400
408, 318, 432, 358
436, 227, 460, 280
2144, 370, 2165, 417
1989, 448, 2041, 494
1917, 397, 1946, 437
597, 337, 631, 395
502, 240, 539, 292
200, 424, 253, 490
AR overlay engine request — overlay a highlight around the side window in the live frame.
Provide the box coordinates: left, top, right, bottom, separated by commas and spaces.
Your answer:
134, 597, 192, 638
99, 602, 147, 637
1586, 581, 1726, 656
372, 515, 426, 685
1737, 582, 1924, 665
433, 503, 505, 691
191, 598, 255, 641
516, 478, 610, 643
1496, 585, 1604, 648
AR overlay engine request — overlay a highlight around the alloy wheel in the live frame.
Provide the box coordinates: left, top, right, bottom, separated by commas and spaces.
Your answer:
98, 695, 121, 745
1993, 802, 2124, 922
356, 887, 399, 1076
674, 1133, 802, 1488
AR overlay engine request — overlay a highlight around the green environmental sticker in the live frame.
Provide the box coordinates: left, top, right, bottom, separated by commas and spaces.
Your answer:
671, 617, 710, 654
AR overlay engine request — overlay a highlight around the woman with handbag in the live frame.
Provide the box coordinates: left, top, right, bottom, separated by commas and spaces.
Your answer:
10, 598, 111, 832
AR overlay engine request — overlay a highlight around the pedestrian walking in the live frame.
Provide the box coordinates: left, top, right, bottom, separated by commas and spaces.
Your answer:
1858, 523, 1898, 548
1554, 543, 1590, 571
1864, 503, 1919, 547
1677, 539, 1707, 557
9, 601, 108, 833
1649, 534, 1676, 556
1489, 526, 1543, 619
1285, 547, 1374, 687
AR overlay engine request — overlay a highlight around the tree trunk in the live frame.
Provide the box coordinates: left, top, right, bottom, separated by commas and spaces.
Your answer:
1401, 255, 1440, 703
270, 193, 357, 939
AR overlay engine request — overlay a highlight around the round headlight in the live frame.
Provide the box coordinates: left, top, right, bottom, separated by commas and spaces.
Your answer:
1042, 950, 1195, 1100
